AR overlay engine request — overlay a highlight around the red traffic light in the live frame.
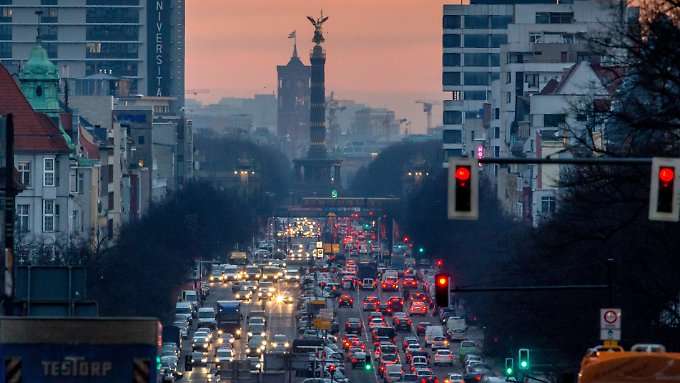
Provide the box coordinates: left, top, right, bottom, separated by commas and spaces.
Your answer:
328, 364, 336, 373
403, 235, 409, 243
455, 166, 471, 182
437, 276, 448, 287
435, 259, 443, 267
659, 167, 675, 185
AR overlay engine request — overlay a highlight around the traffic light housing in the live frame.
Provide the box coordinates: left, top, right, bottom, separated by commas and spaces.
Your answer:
418, 246, 425, 255
504, 358, 514, 376
434, 272, 450, 308
649, 157, 680, 221
518, 348, 530, 370
448, 158, 479, 220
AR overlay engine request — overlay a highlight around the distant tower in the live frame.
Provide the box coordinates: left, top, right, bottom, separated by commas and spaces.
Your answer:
19, 45, 61, 116
307, 28, 327, 159
277, 39, 310, 157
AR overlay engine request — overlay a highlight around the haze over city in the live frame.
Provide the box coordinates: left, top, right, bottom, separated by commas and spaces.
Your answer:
186, 0, 447, 132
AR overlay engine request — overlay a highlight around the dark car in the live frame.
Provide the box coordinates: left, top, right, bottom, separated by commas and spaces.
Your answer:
402, 277, 418, 289
392, 315, 412, 331
344, 317, 362, 335
387, 296, 404, 312
338, 294, 354, 308
416, 321, 431, 336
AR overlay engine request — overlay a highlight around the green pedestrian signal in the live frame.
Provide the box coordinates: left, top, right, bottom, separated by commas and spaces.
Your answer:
504, 358, 514, 376
331, 189, 338, 198
418, 246, 425, 254
364, 363, 372, 371
518, 348, 530, 370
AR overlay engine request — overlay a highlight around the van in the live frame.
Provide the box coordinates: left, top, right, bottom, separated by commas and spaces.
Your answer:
197, 307, 217, 329
446, 316, 467, 333
424, 325, 444, 347
182, 290, 199, 308
175, 302, 193, 316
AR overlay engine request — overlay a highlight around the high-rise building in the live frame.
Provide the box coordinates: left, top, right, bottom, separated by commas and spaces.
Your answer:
277, 43, 310, 158
0, 0, 184, 112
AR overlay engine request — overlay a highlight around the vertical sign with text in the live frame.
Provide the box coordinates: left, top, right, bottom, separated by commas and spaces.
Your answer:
148, 0, 170, 97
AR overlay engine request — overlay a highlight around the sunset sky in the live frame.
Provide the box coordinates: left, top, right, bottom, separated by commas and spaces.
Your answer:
186, 0, 447, 133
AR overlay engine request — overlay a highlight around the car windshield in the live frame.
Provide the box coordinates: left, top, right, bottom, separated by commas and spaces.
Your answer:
199, 311, 213, 318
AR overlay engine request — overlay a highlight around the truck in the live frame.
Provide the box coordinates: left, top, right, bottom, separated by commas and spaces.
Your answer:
357, 261, 377, 279
216, 300, 242, 338
229, 251, 248, 266
0, 317, 160, 382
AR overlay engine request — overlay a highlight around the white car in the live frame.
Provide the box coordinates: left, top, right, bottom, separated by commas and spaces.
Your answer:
431, 336, 449, 350
215, 347, 234, 364
433, 349, 455, 366
270, 334, 290, 353
446, 373, 465, 383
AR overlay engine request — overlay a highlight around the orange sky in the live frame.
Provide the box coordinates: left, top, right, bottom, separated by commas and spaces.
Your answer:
186, 0, 446, 132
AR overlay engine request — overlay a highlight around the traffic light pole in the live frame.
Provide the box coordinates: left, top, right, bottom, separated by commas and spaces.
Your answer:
451, 284, 609, 293
479, 157, 652, 165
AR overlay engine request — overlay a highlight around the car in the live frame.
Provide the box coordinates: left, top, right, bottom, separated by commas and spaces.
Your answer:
381, 278, 399, 291
416, 322, 431, 336
410, 361, 428, 373
392, 314, 412, 331
191, 351, 208, 367
350, 350, 369, 369
363, 296, 380, 311
463, 354, 482, 366
402, 277, 418, 289
360, 278, 377, 290
246, 335, 267, 356
458, 340, 480, 361
215, 347, 234, 364
444, 373, 464, 383
415, 368, 435, 379
192, 337, 211, 352
431, 336, 449, 350
409, 292, 432, 305
269, 334, 290, 353
387, 296, 404, 312
368, 317, 386, 329
406, 350, 429, 365
234, 285, 252, 301
433, 349, 455, 366
379, 353, 400, 376
402, 336, 419, 350
399, 373, 419, 383
341, 277, 354, 289
384, 364, 404, 383
377, 343, 398, 358
408, 301, 428, 316
338, 294, 354, 308
344, 317, 363, 334
217, 333, 235, 347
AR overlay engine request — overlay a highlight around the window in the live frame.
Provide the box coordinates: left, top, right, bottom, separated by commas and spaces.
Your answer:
72, 210, 79, 233
446, 149, 463, 157
0, 7, 12, 22
86, 43, 138, 59
443, 111, 462, 125
466, 111, 482, 120
38, 25, 57, 41
54, 158, 60, 186
42, 199, 55, 232
44, 43, 57, 58
43, 158, 55, 187
138, 135, 145, 144
41, 0, 58, 4
470, 131, 476, 141
536, 12, 573, 24
489, 34, 507, 48
490, 53, 500, 66
490, 15, 512, 29
560, 51, 568, 62
86, 25, 139, 41
86, 61, 138, 77
17, 204, 29, 233
506, 91, 512, 104
443, 53, 460, 67
464, 53, 489, 66
490, 72, 499, 82
529, 33, 542, 43
526, 73, 539, 88
0, 24, 11, 40
86, 7, 139, 23
443, 15, 461, 29
494, 146, 500, 157
78, 172, 84, 193
536, 12, 550, 23
452, 90, 462, 101
443, 34, 460, 48
464, 15, 488, 29
17, 161, 30, 187
40, 7, 58, 23
0, 42, 9, 58
464, 72, 489, 86
506, 72, 511, 84
443, 72, 461, 86
541, 195, 556, 214
494, 108, 500, 120
494, 127, 500, 138
464, 91, 487, 101
544, 114, 566, 127
443, 130, 462, 144
107, 164, 114, 183
464, 34, 488, 48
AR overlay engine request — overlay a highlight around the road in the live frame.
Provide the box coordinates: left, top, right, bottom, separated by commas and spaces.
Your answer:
335, 277, 486, 383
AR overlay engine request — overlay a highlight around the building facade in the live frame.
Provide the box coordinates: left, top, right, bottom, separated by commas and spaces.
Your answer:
0, 0, 184, 111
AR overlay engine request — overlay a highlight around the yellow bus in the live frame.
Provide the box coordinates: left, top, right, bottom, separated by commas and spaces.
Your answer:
578, 344, 680, 383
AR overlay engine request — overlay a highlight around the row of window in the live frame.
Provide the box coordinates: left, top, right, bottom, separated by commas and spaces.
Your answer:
86, 61, 138, 77
16, 200, 82, 234
86, 42, 138, 58
86, 25, 139, 41
535, 12, 573, 24
443, 34, 508, 48
86, 8, 139, 23
443, 71, 500, 86
443, 15, 513, 29
0, 0, 139, 3
17, 158, 61, 188
0, 24, 10, 40
443, 53, 500, 67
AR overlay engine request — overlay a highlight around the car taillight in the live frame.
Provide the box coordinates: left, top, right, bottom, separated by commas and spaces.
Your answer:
352, 358, 357, 363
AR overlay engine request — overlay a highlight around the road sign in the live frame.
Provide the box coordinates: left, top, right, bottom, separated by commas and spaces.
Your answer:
600, 308, 621, 341
312, 318, 331, 330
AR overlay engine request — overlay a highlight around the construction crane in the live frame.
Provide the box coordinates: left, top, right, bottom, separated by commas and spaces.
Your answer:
415, 100, 440, 133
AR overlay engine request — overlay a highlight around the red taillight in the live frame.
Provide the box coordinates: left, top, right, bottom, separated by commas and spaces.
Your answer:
474, 376, 481, 382
352, 358, 357, 363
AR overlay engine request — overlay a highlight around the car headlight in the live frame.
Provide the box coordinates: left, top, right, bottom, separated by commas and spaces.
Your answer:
260, 332, 266, 337
236, 329, 242, 335
284, 342, 290, 348
246, 348, 251, 353
218, 339, 224, 344
271, 342, 278, 348
235, 294, 240, 299
229, 338, 235, 343
247, 332, 253, 337
201, 358, 207, 363
262, 340, 267, 345
218, 330, 223, 335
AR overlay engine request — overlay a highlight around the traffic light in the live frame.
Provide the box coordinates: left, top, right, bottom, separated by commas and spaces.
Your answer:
448, 158, 479, 220
435, 259, 443, 268
518, 348, 530, 370
418, 246, 425, 255
504, 358, 514, 376
649, 157, 680, 221
403, 235, 409, 243
434, 272, 450, 308
328, 364, 336, 374
364, 362, 372, 371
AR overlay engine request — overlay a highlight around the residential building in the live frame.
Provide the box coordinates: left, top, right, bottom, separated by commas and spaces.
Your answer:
350, 107, 401, 144
0, 0, 185, 112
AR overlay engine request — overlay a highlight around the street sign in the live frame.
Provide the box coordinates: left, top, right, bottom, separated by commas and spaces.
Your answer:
600, 308, 622, 341
312, 318, 331, 330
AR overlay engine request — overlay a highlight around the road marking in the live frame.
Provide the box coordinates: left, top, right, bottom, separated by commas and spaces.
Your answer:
357, 284, 380, 383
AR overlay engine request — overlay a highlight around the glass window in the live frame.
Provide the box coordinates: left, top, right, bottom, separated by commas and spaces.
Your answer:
87, 25, 139, 41
16, 204, 29, 233
0, 42, 10, 58
464, 34, 488, 48
38, 25, 57, 41
43, 199, 55, 232
452, 90, 462, 101
464, 15, 488, 29
40, 7, 58, 23
0, 7, 11, 22
544, 114, 566, 127
43, 158, 55, 187
41, 0, 58, 4
446, 149, 463, 158
466, 111, 482, 120
17, 161, 30, 187
494, 127, 500, 138
443, 53, 460, 67
489, 34, 508, 48
86, 61, 138, 77
536, 12, 550, 23
494, 108, 500, 120
443, 72, 461, 86
541, 195, 556, 214
464, 72, 489, 86
494, 146, 500, 157
490, 15, 512, 29
86, 42, 138, 59
464, 91, 487, 101
443, 34, 460, 48
44, 43, 57, 59
551, 12, 573, 23
490, 72, 500, 81
0, 24, 11, 40
443, 15, 461, 29
490, 53, 500, 66
86, 7, 139, 23
464, 53, 489, 66
87, 0, 139, 3
443, 111, 463, 125
443, 130, 462, 144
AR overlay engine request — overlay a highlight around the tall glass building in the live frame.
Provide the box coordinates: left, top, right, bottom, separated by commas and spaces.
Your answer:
0, 0, 184, 110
